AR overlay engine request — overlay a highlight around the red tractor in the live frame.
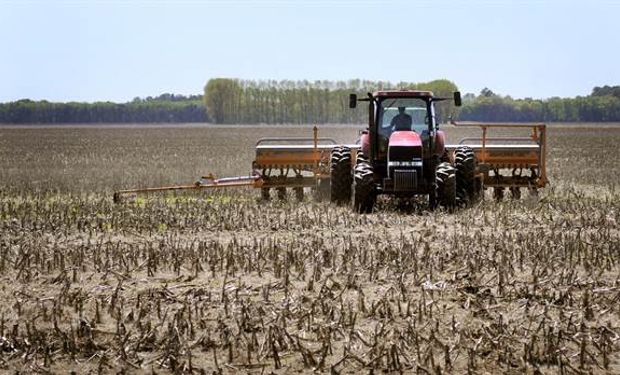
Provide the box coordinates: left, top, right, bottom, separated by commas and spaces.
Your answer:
330, 90, 476, 212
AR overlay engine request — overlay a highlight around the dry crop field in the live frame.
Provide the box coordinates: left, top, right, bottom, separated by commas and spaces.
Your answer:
0, 124, 619, 374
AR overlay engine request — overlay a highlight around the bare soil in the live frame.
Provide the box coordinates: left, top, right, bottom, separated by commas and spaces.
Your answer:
0, 124, 618, 374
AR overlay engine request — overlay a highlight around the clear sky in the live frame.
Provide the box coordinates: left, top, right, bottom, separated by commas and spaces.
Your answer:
1, 0, 619, 102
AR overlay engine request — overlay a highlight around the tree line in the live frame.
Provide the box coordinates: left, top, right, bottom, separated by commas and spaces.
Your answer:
203, 78, 459, 124
2, 82, 620, 124
203, 79, 620, 124
0, 94, 207, 124
459, 86, 620, 122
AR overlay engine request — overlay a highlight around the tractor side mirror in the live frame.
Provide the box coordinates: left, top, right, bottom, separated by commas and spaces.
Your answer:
453, 91, 462, 107
349, 94, 357, 108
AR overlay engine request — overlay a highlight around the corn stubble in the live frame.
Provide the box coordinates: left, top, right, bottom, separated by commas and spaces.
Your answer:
0, 124, 619, 374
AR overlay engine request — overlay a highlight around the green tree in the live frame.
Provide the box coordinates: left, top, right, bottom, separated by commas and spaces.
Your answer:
203, 78, 242, 124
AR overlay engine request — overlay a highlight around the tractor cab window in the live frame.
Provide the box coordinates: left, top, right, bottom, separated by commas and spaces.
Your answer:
378, 98, 428, 135
376, 98, 429, 155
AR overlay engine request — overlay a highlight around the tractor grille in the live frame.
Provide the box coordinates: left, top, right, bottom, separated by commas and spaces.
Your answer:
393, 169, 417, 191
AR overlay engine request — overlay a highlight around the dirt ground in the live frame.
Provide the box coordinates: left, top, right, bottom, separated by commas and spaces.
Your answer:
0, 124, 619, 374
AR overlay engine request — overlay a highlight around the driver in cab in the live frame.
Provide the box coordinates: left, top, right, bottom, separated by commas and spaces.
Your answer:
391, 107, 412, 131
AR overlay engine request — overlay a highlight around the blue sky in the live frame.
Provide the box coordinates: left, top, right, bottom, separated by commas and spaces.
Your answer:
1, 0, 619, 102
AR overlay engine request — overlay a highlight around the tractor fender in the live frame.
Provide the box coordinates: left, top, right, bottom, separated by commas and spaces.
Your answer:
360, 131, 370, 158
434, 130, 446, 157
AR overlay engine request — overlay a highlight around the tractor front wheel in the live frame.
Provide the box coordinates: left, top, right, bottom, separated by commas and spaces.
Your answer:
435, 162, 457, 208
353, 156, 375, 213
330, 146, 352, 204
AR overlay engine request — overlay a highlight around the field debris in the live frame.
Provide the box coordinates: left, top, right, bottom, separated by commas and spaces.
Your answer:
0, 124, 619, 373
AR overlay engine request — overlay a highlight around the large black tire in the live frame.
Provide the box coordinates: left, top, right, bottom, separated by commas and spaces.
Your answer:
436, 162, 457, 208
353, 156, 376, 213
454, 146, 478, 204
330, 146, 352, 204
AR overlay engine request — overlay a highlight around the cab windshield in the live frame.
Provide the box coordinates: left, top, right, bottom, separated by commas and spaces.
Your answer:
378, 97, 429, 135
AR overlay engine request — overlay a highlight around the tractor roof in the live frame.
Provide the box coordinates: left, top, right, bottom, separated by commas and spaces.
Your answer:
373, 90, 434, 98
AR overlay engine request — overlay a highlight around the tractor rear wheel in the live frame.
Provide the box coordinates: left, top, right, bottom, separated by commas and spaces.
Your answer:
330, 146, 352, 204
454, 146, 478, 204
353, 156, 375, 213
435, 162, 457, 208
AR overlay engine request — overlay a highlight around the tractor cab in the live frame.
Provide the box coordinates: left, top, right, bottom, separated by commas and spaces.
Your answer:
374, 93, 437, 163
